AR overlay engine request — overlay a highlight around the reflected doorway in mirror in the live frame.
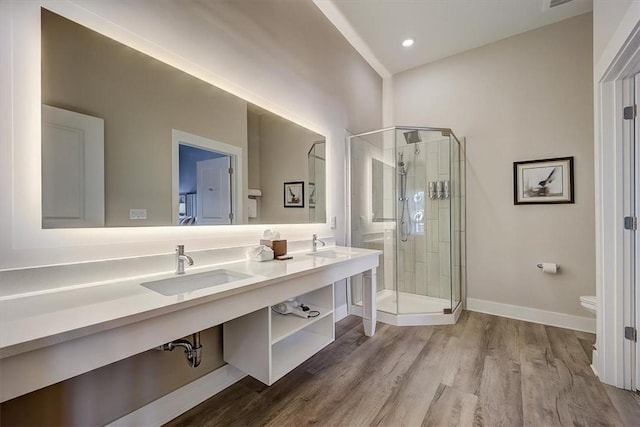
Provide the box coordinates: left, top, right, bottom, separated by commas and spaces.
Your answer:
41, 105, 105, 228
172, 129, 242, 225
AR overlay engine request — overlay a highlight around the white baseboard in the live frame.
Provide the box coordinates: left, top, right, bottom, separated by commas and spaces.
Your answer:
107, 364, 246, 427
334, 303, 348, 322
466, 298, 596, 333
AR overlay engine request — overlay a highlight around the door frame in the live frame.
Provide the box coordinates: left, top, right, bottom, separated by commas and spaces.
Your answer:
171, 129, 243, 225
594, 14, 640, 389
620, 72, 638, 391
634, 72, 640, 390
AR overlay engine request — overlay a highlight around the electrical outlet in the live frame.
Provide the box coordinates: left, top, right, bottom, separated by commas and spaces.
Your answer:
130, 209, 147, 220
330, 216, 337, 229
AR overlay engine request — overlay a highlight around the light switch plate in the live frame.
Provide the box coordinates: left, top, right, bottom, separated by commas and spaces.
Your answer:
330, 216, 337, 229
130, 209, 147, 220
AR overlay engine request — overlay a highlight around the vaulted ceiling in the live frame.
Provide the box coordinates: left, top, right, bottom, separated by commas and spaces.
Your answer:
315, 0, 593, 76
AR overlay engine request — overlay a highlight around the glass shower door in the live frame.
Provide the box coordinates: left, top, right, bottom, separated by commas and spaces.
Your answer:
395, 129, 461, 315
394, 130, 431, 314
349, 129, 397, 314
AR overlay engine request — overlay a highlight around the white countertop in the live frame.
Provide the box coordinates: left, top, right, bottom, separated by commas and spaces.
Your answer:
0, 246, 381, 358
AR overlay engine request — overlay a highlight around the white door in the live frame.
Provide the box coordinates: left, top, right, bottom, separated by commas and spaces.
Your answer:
41, 105, 104, 228
196, 157, 232, 225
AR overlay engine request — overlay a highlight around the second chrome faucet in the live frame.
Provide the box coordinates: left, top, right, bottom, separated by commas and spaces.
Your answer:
312, 234, 326, 252
175, 245, 194, 274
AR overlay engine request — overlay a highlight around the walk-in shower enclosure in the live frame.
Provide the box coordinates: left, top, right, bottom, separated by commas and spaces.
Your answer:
348, 127, 465, 325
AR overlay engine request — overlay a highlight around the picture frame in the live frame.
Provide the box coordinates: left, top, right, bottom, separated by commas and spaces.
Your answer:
513, 156, 574, 205
283, 181, 304, 208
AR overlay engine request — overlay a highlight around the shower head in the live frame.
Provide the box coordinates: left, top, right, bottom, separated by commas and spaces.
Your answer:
403, 130, 422, 144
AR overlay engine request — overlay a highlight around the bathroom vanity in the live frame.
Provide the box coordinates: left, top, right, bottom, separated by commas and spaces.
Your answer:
0, 247, 380, 402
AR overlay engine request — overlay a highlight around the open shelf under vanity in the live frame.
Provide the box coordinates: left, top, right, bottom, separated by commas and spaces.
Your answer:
223, 284, 334, 385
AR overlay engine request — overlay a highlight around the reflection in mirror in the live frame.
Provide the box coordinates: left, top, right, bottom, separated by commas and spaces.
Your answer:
41, 9, 326, 228
173, 129, 241, 226
179, 145, 227, 224
308, 141, 326, 223
371, 158, 395, 222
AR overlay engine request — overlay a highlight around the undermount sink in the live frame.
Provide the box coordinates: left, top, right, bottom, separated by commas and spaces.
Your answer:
141, 269, 252, 296
306, 250, 347, 259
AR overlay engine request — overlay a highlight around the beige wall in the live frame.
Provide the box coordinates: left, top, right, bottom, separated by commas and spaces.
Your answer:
593, 0, 636, 65
0, 1, 382, 424
393, 13, 594, 317
247, 112, 261, 191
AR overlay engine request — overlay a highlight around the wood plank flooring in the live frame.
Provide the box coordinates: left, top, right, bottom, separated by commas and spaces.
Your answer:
166, 311, 640, 427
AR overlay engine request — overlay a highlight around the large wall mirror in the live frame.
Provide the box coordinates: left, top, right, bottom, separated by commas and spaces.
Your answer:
41, 9, 326, 228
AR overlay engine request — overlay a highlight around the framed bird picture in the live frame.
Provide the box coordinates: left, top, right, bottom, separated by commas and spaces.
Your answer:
283, 181, 304, 208
513, 157, 574, 205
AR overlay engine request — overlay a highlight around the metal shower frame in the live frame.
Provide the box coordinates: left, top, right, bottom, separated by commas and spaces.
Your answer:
345, 125, 464, 320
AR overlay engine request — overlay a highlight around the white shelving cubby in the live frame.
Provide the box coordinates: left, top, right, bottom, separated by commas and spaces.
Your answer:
224, 284, 334, 385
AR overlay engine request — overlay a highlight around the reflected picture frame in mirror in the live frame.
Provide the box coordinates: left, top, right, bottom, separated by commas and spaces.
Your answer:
283, 181, 304, 208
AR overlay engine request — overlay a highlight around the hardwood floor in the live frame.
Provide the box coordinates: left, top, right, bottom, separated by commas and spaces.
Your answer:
166, 311, 640, 426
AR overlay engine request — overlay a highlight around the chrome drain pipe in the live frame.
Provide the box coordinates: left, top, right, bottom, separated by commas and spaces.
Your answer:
156, 332, 202, 368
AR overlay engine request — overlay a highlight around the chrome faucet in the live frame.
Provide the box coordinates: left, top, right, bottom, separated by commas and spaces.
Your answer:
312, 234, 326, 252
175, 245, 194, 274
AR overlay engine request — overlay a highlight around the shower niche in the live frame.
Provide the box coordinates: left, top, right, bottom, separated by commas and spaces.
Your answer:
348, 127, 465, 326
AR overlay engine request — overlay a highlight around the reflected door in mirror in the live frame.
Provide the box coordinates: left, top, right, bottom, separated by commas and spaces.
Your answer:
196, 157, 232, 225
42, 105, 105, 228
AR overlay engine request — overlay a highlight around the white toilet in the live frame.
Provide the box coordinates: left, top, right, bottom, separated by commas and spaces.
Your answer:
580, 295, 596, 315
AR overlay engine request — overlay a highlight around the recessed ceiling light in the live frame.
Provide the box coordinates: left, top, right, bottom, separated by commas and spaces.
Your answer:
402, 38, 415, 48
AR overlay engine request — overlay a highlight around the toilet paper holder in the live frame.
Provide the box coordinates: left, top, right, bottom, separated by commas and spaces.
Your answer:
536, 263, 560, 271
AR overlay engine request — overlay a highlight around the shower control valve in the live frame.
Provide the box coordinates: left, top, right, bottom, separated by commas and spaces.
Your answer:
428, 180, 450, 200
435, 181, 443, 199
